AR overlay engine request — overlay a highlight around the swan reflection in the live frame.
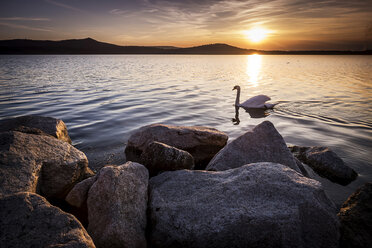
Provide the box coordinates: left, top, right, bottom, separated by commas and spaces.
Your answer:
232, 106, 240, 125
243, 107, 270, 118
246, 54, 262, 87
232, 106, 270, 125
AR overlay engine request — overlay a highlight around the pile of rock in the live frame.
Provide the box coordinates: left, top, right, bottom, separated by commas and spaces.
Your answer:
124, 123, 228, 169
0, 115, 94, 247
1, 115, 368, 248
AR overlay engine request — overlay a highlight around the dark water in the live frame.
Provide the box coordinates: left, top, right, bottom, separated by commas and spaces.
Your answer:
0, 54, 371, 207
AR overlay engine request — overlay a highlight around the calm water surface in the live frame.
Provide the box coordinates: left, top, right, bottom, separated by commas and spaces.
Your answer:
0, 54, 371, 207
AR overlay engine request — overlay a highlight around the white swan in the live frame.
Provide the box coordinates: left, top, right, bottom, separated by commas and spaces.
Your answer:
233, 85, 277, 109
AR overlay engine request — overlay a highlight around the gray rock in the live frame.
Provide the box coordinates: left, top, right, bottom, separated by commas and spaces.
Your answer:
0, 192, 95, 248
289, 145, 357, 185
149, 162, 340, 248
66, 175, 97, 208
338, 182, 372, 248
87, 162, 148, 248
206, 121, 301, 173
0, 115, 71, 143
140, 141, 194, 176
0, 131, 90, 199
125, 124, 228, 169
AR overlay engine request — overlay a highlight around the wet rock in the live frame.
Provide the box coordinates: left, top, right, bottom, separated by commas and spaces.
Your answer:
338, 183, 372, 248
125, 124, 228, 169
206, 121, 301, 173
0, 131, 90, 199
0, 192, 95, 248
140, 141, 194, 176
87, 162, 148, 248
289, 145, 357, 185
0, 115, 72, 143
149, 162, 339, 248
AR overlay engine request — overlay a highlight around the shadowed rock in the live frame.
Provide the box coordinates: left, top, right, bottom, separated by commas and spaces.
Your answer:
87, 162, 148, 248
294, 157, 310, 177
0, 115, 72, 143
140, 141, 194, 176
206, 121, 301, 173
66, 175, 97, 208
149, 162, 339, 248
338, 183, 372, 248
125, 124, 228, 169
0, 131, 91, 199
0, 192, 95, 248
65, 175, 97, 227
289, 145, 357, 185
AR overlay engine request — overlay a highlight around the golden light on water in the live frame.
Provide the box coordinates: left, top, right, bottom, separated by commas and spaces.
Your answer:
246, 54, 262, 87
243, 27, 271, 43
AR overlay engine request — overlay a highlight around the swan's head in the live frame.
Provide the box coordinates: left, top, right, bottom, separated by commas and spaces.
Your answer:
232, 85, 240, 91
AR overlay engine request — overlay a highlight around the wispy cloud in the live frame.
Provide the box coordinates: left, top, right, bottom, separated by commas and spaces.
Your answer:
44, 0, 83, 12
135, 0, 372, 37
0, 22, 52, 32
0, 17, 50, 21
109, 9, 130, 15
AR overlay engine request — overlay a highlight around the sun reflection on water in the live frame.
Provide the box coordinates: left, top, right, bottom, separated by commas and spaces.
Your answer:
246, 54, 262, 87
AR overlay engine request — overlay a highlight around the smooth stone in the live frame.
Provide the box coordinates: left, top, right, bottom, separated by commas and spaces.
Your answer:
289, 145, 357, 185
338, 182, 372, 248
87, 162, 148, 248
0, 131, 91, 199
149, 162, 339, 248
206, 121, 301, 173
0, 192, 95, 248
66, 175, 97, 208
125, 124, 228, 169
140, 141, 194, 176
0, 115, 72, 143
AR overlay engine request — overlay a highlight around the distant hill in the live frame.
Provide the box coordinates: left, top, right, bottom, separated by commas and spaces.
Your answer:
150, 46, 179, 49
0, 38, 166, 54
167, 43, 256, 54
0, 38, 370, 55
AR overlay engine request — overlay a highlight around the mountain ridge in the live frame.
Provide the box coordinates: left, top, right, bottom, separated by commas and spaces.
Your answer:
0, 38, 370, 55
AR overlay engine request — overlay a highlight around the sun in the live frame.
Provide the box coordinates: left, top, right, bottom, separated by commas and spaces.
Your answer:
244, 27, 270, 43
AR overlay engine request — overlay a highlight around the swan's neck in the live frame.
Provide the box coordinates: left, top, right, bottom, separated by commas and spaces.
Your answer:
235, 88, 240, 106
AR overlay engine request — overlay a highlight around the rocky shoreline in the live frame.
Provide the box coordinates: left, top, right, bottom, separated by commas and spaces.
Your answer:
0, 115, 370, 248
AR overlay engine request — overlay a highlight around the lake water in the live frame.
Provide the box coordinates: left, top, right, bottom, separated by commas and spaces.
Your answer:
0, 54, 371, 207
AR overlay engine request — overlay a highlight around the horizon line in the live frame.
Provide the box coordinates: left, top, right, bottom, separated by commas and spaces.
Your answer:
1, 37, 371, 53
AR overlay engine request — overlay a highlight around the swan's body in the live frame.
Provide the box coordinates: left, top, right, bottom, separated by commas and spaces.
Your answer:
233, 85, 276, 109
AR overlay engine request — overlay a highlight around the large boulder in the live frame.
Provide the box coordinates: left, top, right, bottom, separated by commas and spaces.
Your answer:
125, 124, 228, 169
0, 192, 95, 248
0, 131, 91, 199
140, 141, 194, 176
0, 115, 71, 143
206, 121, 301, 173
338, 183, 372, 248
87, 162, 148, 248
149, 162, 339, 248
289, 146, 357, 185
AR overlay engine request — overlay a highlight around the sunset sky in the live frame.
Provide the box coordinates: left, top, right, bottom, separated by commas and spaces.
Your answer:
1, 0, 371, 50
